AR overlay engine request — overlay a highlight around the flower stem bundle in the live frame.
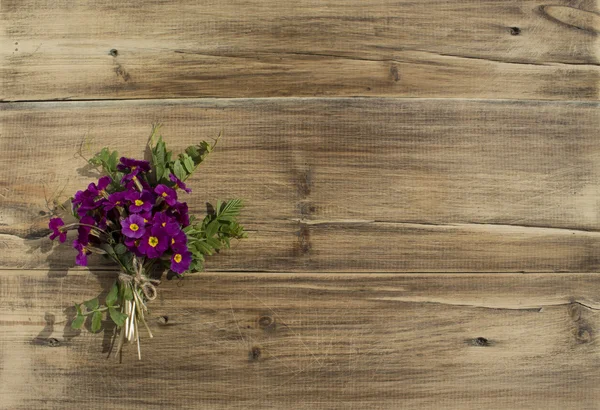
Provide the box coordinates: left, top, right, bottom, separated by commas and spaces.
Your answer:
49, 125, 246, 359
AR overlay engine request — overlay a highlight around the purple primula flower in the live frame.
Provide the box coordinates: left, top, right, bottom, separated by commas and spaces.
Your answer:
103, 191, 127, 212
170, 230, 187, 251
96, 215, 108, 230
124, 237, 145, 257
169, 174, 192, 193
138, 210, 153, 224
73, 239, 91, 266
137, 226, 169, 259
49, 218, 67, 243
121, 214, 146, 239
118, 157, 151, 173
118, 157, 150, 182
170, 246, 192, 274
77, 215, 96, 245
125, 190, 154, 213
154, 184, 177, 206
73, 176, 111, 217
167, 201, 189, 227
73, 191, 98, 217
88, 176, 111, 195
152, 212, 180, 236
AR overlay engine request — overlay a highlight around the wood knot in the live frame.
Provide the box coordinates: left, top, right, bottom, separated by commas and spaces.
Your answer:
257, 315, 274, 328
539, 6, 600, 34
509, 27, 521, 35
471, 337, 490, 347
46, 338, 60, 347
568, 303, 581, 322
296, 225, 311, 255
575, 325, 593, 344
157, 316, 169, 325
249, 346, 262, 361
109, 49, 118, 57
295, 167, 313, 197
298, 202, 316, 217
390, 64, 400, 82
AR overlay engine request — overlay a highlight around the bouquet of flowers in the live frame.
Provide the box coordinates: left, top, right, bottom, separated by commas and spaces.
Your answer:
48, 126, 246, 359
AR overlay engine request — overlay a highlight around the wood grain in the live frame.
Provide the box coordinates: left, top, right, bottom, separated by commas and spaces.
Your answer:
1, 0, 598, 101
1, 270, 599, 409
1, 98, 599, 272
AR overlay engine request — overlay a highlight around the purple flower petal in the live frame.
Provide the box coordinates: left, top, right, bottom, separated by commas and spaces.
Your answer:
121, 214, 146, 239
73, 239, 90, 266
152, 211, 180, 236
170, 230, 188, 251
49, 218, 67, 243
170, 249, 192, 274
126, 190, 155, 213
137, 226, 169, 258
167, 201, 189, 227
154, 184, 178, 206
169, 173, 192, 193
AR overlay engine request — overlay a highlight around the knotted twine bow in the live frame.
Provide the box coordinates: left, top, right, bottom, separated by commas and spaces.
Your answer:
117, 257, 161, 300
114, 257, 160, 360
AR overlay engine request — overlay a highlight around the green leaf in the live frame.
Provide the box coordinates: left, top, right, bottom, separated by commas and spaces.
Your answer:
106, 282, 118, 307
91, 311, 102, 333
184, 145, 200, 160
107, 150, 119, 172
206, 237, 222, 250
120, 252, 133, 271
74, 303, 82, 316
153, 137, 166, 165
194, 241, 214, 255
88, 147, 120, 175
173, 160, 186, 181
71, 314, 85, 330
181, 154, 195, 173
108, 307, 128, 327
205, 219, 219, 238
122, 285, 133, 301
218, 199, 244, 220
83, 297, 99, 311
114, 243, 127, 255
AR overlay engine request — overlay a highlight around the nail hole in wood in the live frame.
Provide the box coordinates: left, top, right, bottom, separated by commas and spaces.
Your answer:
509, 27, 521, 35
249, 346, 261, 361
157, 315, 169, 325
109, 49, 118, 57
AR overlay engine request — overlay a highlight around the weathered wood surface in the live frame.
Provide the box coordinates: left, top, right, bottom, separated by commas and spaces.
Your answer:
1, 270, 599, 409
1, 98, 599, 272
1, 0, 599, 101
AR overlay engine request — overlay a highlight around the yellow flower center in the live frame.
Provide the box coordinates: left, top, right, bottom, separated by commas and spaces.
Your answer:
161, 192, 168, 198
135, 199, 144, 206
130, 223, 139, 232
161, 222, 166, 227
148, 236, 159, 247
144, 218, 148, 223
131, 166, 137, 170
115, 201, 121, 205
171, 238, 175, 245
174, 254, 182, 263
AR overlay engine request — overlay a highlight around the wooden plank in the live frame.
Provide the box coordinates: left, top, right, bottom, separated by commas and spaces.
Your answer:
1, 98, 599, 272
1, 270, 599, 409
1, 0, 598, 101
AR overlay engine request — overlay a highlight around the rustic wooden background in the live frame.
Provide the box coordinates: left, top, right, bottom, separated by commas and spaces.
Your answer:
1, 1, 599, 409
